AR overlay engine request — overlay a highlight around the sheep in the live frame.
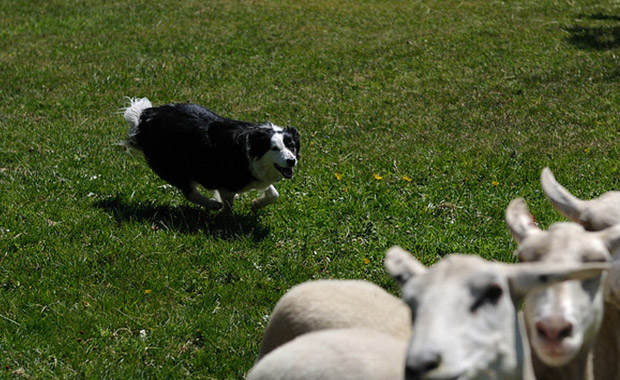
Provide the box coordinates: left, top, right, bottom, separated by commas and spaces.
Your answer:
505, 197, 620, 379
541, 166, 620, 302
256, 279, 411, 360
540, 167, 620, 380
247, 247, 607, 380
248, 328, 407, 380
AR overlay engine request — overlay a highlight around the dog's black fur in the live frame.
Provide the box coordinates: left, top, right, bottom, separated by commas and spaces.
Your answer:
123, 98, 300, 210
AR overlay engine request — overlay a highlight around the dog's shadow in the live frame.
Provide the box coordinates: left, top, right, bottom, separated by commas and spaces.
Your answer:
94, 194, 270, 241
567, 13, 620, 50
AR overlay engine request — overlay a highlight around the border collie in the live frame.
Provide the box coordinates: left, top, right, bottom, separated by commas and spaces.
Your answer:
122, 98, 300, 211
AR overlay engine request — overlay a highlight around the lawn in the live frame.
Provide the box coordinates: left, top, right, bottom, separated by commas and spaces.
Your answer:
1, 0, 620, 378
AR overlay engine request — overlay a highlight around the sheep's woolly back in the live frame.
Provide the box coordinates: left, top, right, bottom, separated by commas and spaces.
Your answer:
257, 279, 410, 359
248, 328, 407, 380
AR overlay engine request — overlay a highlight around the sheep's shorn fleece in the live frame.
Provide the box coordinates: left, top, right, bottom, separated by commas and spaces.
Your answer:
384, 246, 609, 380
247, 328, 406, 380
541, 167, 620, 380
256, 279, 410, 360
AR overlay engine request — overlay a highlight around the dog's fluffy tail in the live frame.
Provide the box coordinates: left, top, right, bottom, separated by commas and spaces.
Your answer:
122, 97, 152, 151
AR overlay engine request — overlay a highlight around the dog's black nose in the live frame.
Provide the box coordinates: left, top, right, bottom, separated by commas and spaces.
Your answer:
286, 159, 296, 167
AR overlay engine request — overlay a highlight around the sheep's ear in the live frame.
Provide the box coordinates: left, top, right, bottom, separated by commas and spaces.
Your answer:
506, 262, 609, 299
598, 224, 620, 256
384, 246, 426, 287
541, 167, 587, 222
505, 198, 541, 243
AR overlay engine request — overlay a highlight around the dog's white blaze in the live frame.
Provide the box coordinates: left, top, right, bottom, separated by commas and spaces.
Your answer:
269, 132, 297, 164
271, 132, 285, 149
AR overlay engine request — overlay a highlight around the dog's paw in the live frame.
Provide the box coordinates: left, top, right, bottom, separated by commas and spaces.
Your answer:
251, 199, 265, 210
204, 201, 223, 211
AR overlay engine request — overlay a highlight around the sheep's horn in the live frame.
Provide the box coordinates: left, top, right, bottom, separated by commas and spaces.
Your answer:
541, 167, 589, 222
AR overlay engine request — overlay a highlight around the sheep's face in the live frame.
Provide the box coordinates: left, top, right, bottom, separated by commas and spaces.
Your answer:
399, 255, 518, 380
515, 223, 608, 366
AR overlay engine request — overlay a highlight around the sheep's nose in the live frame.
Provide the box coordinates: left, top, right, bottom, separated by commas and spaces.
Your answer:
405, 352, 441, 380
405, 365, 422, 380
286, 158, 296, 167
535, 317, 574, 343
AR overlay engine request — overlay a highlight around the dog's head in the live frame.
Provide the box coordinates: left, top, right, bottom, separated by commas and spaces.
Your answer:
248, 124, 300, 183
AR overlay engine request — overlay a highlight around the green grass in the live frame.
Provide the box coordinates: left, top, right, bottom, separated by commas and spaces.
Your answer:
2, 0, 620, 378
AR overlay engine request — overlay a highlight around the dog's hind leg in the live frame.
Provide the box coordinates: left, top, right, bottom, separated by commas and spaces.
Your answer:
252, 185, 279, 209
183, 183, 222, 210
214, 190, 235, 212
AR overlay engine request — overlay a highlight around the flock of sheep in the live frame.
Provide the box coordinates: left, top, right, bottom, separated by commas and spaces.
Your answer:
245, 168, 620, 380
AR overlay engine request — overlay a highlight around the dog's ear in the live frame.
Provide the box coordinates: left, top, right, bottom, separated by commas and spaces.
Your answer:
287, 126, 300, 156
247, 129, 273, 159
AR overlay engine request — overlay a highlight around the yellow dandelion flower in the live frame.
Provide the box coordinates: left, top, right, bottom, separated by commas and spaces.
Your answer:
492, 181, 499, 186
402, 176, 412, 182
363, 258, 370, 265
335, 172, 343, 180
144, 289, 152, 294
373, 174, 383, 180
584, 148, 590, 153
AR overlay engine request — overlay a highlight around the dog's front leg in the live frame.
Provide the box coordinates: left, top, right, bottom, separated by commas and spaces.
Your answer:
252, 185, 279, 209
185, 185, 222, 210
215, 190, 235, 212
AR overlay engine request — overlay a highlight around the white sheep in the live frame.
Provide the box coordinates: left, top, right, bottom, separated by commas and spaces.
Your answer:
540, 167, 620, 380
541, 167, 620, 303
256, 279, 411, 360
248, 328, 407, 380
505, 197, 620, 380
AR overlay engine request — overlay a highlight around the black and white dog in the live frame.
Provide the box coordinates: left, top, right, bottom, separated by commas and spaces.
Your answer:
122, 98, 300, 211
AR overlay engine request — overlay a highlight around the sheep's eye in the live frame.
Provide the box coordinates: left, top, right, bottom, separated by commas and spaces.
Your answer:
581, 277, 601, 293
405, 297, 419, 322
581, 253, 608, 263
470, 284, 503, 312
